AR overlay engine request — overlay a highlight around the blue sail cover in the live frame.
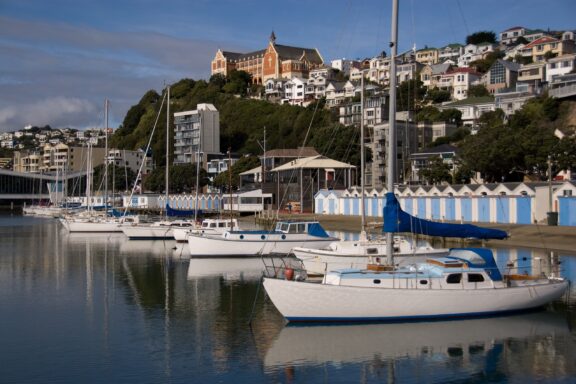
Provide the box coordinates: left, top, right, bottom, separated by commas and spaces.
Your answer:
166, 204, 202, 218
383, 193, 508, 240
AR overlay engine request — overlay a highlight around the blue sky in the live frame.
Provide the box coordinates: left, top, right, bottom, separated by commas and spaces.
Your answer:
0, 0, 574, 132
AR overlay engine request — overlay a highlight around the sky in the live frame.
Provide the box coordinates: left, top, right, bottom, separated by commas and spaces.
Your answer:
0, 0, 575, 133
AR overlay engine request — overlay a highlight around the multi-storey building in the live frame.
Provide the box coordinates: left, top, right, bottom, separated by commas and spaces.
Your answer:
438, 44, 463, 63
173, 104, 220, 168
210, 32, 324, 84
107, 149, 153, 176
500, 26, 527, 45
420, 63, 452, 88
520, 32, 575, 63
438, 67, 481, 100
546, 53, 576, 83
517, 62, 546, 92
484, 59, 520, 94
415, 47, 439, 66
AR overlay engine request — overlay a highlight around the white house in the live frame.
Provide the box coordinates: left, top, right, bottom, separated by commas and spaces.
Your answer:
546, 53, 576, 83
438, 68, 481, 100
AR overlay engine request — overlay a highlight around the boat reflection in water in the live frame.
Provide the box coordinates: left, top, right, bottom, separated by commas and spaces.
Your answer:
187, 254, 283, 282
263, 311, 572, 381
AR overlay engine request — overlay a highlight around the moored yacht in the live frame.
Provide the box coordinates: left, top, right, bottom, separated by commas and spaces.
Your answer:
187, 220, 339, 257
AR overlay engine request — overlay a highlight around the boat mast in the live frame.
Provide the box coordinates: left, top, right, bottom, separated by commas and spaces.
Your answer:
386, 0, 399, 266
360, 72, 366, 241
165, 85, 170, 218
104, 99, 109, 214
194, 114, 202, 223
228, 147, 233, 229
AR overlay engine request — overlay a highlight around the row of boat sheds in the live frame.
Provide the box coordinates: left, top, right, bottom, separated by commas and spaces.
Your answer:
111, 180, 576, 227
315, 181, 576, 226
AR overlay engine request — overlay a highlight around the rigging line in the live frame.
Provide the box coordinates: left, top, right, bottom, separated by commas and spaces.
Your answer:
455, 0, 470, 38
123, 89, 167, 217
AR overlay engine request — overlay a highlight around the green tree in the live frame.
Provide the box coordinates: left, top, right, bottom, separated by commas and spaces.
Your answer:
212, 155, 261, 191
466, 31, 497, 45
469, 50, 505, 74
93, 164, 138, 193
468, 84, 490, 98
397, 79, 426, 112
425, 87, 451, 104
543, 51, 557, 61
222, 70, 253, 96
418, 157, 453, 185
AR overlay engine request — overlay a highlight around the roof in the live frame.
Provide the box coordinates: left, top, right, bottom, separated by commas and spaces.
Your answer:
262, 147, 319, 158
430, 63, 452, 74
502, 26, 525, 32
493, 59, 520, 72
443, 96, 495, 106
416, 144, 458, 155
524, 36, 559, 48
271, 155, 355, 172
239, 166, 262, 176
445, 67, 481, 76
274, 44, 323, 64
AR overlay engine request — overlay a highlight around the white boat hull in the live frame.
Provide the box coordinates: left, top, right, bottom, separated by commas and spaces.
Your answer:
122, 226, 175, 240
60, 218, 123, 232
293, 240, 448, 275
188, 233, 336, 257
263, 277, 569, 322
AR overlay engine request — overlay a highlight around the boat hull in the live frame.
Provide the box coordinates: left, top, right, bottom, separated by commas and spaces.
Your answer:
121, 226, 175, 240
188, 233, 337, 257
60, 218, 123, 232
263, 277, 569, 322
293, 244, 448, 275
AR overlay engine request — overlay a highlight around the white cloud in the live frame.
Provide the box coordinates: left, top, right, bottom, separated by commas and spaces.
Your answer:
0, 98, 98, 131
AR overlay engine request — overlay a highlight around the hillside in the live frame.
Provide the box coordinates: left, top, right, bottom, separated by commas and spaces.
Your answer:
109, 78, 362, 168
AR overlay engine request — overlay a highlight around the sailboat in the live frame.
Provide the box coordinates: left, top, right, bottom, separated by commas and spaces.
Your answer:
292, 69, 447, 275
60, 102, 133, 232
121, 85, 195, 240
262, 0, 569, 322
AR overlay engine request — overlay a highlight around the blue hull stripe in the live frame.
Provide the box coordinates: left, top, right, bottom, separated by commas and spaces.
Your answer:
285, 307, 546, 323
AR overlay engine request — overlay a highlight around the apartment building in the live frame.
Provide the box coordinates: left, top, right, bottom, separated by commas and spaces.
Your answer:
173, 104, 220, 168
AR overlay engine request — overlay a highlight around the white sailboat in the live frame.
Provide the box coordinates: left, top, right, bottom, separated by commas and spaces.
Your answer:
60, 100, 129, 232
292, 72, 446, 275
187, 219, 338, 257
121, 85, 194, 240
262, 0, 569, 323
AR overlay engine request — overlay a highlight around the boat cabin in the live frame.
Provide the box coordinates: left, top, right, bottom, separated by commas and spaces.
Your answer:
201, 218, 238, 230
274, 221, 329, 237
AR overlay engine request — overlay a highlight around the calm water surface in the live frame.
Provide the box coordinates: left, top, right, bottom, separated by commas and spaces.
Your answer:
1, 215, 575, 384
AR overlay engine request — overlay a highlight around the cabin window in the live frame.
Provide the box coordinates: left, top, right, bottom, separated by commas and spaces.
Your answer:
468, 273, 485, 283
419, 280, 428, 285
373, 279, 381, 284
367, 248, 378, 255
298, 223, 306, 233
446, 273, 462, 284
288, 225, 298, 233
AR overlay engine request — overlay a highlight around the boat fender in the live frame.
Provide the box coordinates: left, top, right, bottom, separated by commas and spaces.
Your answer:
285, 268, 294, 281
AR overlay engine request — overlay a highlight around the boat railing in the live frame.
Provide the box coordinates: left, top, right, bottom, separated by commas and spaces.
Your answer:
262, 256, 308, 281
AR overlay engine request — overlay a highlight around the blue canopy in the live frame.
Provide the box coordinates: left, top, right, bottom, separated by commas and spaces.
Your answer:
383, 193, 508, 240
166, 204, 202, 218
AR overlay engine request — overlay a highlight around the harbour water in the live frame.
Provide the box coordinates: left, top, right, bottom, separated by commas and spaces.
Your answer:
1, 215, 575, 383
